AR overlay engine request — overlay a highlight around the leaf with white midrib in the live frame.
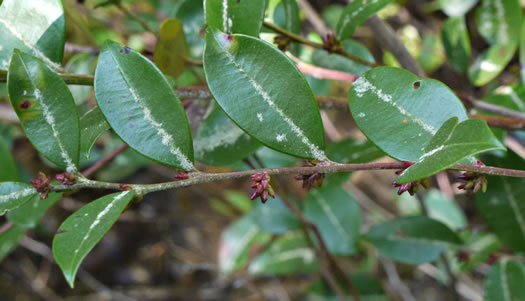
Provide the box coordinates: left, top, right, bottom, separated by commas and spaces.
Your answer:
484, 259, 525, 301
0, 182, 37, 213
336, 0, 392, 40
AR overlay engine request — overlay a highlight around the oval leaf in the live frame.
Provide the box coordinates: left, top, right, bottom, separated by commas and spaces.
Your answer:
0, 0, 65, 70
154, 18, 189, 78
335, 0, 392, 40
8, 50, 80, 172
0, 138, 18, 181
0, 182, 37, 213
312, 39, 376, 76
7, 192, 62, 228
484, 259, 525, 301
439, 0, 478, 17
476, 0, 522, 45
94, 41, 194, 171
205, 0, 266, 36
396, 117, 504, 184
348, 67, 468, 162
468, 43, 517, 87
204, 28, 327, 160
80, 107, 110, 159
304, 186, 361, 255
53, 190, 135, 288
441, 17, 471, 73
365, 216, 463, 264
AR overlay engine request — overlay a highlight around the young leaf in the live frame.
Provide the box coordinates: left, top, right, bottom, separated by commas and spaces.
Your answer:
252, 196, 301, 234
0, 182, 37, 213
438, 0, 478, 17
304, 186, 361, 255
94, 41, 194, 171
0, 138, 18, 182
468, 43, 517, 87
204, 28, 327, 160
7, 192, 62, 228
205, 0, 266, 36
53, 190, 135, 288
0, 224, 26, 262
194, 103, 261, 165
396, 117, 504, 184
476, 152, 525, 252
335, 0, 392, 40
249, 232, 319, 275
365, 216, 463, 264
441, 17, 471, 73
312, 39, 376, 76
154, 18, 189, 78
8, 50, 80, 172
348, 67, 468, 162
476, 0, 522, 46
484, 259, 525, 301
80, 107, 110, 159
0, 0, 65, 71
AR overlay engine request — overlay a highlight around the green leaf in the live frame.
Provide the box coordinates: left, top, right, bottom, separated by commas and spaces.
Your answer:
252, 196, 301, 234
0, 0, 65, 71
304, 186, 361, 255
194, 103, 261, 165
365, 216, 463, 264
326, 138, 384, 164
520, 22, 525, 87
348, 67, 468, 162
0, 182, 37, 213
94, 40, 194, 171
274, 0, 301, 54
424, 189, 467, 231
0, 224, 26, 262
154, 18, 189, 78
476, 0, 522, 45
219, 213, 271, 274
249, 232, 319, 275
441, 17, 471, 73
312, 40, 375, 76
7, 192, 62, 228
305, 273, 388, 301
53, 191, 135, 288
335, 0, 392, 40
65, 53, 96, 105
438, 0, 478, 17
173, 0, 205, 58
0, 137, 18, 181
484, 259, 525, 301
476, 152, 525, 252
205, 0, 266, 36
204, 28, 327, 160
396, 117, 504, 184
468, 43, 517, 87
80, 107, 110, 159
8, 50, 80, 172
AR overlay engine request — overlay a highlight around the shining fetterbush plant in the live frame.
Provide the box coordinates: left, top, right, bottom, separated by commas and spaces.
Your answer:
1, 0, 525, 299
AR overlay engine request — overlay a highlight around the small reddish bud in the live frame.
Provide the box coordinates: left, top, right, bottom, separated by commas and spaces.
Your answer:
486, 253, 499, 265
120, 184, 132, 191
455, 250, 470, 262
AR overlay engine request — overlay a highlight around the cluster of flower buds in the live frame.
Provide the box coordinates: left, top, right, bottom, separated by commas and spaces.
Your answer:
322, 33, 343, 54
392, 161, 430, 195
457, 160, 487, 195
295, 172, 325, 189
56, 172, 76, 186
273, 35, 291, 52
30, 172, 51, 199
250, 173, 275, 204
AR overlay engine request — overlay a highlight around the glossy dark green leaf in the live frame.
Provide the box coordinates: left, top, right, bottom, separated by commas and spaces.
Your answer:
476, 152, 525, 252
204, 28, 327, 160
396, 117, 504, 184
439, 0, 478, 17
8, 50, 80, 172
312, 40, 375, 76
305, 273, 387, 301
274, 0, 301, 54
154, 18, 189, 78
468, 43, 517, 86
0, 182, 37, 213
0, 0, 65, 71
252, 196, 301, 234
335, 0, 392, 40
348, 67, 468, 162
173, 0, 205, 58
0, 137, 17, 182
0, 224, 26, 262
94, 40, 194, 171
80, 107, 110, 159
7, 192, 62, 228
65, 53, 96, 105
249, 232, 319, 275
365, 216, 463, 264
219, 213, 271, 274
441, 17, 471, 73
484, 260, 525, 301
194, 103, 261, 165
326, 139, 384, 164
53, 191, 135, 288
304, 186, 361, 255
205, 0, 265, 36
476, 0, 522, 45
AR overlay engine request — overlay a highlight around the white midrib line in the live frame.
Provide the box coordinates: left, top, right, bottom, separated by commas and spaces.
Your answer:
217, 37, 327, 161
312, 190, 353, 245
502, 179, 525, 241
108, 52, 194, 171
0, 187, 35, 203
501, 259, 511, 301
222, 0, 229, 32
0, 17, 63, 71
337, 0, 379, 38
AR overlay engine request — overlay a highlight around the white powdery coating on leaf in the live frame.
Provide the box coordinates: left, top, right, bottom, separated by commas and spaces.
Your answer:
275, 248, 315, 264
494, 0, 508, 44
257, 112, 264, 122
34, 89, 77, 173
480, 0, 493, 35
352, 77, 437, 134
276, 134, 287, 142
222, 0, 229, 33
219, 43, 328, 161
337, 0, 379, 38
0, 187, 35, 203
358, 112, 366, 118
195, 123, 246, 157
417, 145, 444, 163
480, 60, 499, 72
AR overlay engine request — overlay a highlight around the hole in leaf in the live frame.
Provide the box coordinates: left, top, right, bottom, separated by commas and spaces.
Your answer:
413, 81, 421, 90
